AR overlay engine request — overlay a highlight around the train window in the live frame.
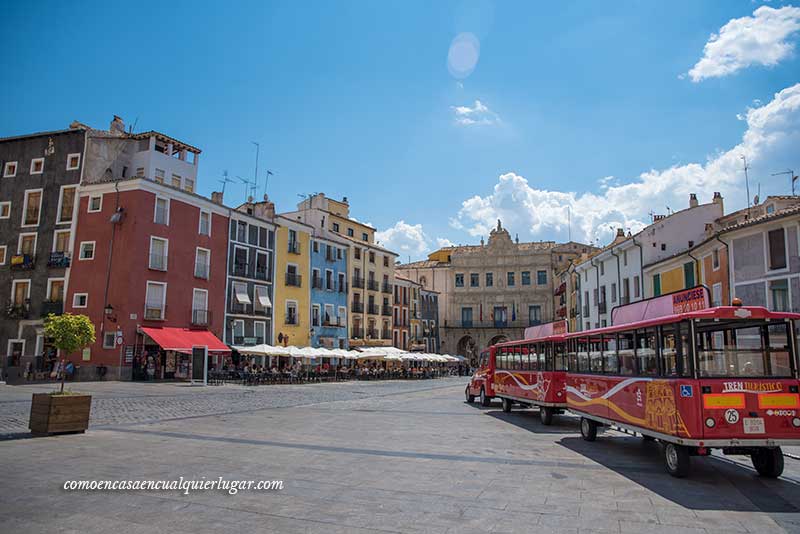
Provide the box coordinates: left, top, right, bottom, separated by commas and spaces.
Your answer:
578, 337, 590, 373
767, 323, 792, 377
589, 336, 604, 373
567, 339, 578, 371
514, 346, 522, 371
636, 328, 658, 376
539, 344, 546, 370
661, 325, 679, 377
496, 349, 504, 370
554, 342, 566, 371
696, 325, 771, 377
618, 331, 636, 375
603, 335, 618, 374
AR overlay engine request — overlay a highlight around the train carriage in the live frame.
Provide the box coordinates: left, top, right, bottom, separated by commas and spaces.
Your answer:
566, 303, 800, 477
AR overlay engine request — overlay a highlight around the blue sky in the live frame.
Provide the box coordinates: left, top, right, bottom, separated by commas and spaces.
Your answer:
2, 1, 799, 259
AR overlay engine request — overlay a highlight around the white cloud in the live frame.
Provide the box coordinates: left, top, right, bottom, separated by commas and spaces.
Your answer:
452, 83, 800, 246
687, 6, 800, 82
451, 99, 500, 126
436, 237, 455, 248
375, 220, 430, 258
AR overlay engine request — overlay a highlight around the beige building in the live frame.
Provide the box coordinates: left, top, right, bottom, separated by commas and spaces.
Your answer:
397, 220, 593, 363
281, 193, 397, 347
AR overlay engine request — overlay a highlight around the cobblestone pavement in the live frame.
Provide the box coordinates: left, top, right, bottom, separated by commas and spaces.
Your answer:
2, 380, 800, 533
0, 378, 467, 435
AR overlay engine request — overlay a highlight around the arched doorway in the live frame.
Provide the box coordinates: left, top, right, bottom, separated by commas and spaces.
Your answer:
457, 335, 477, 366
488, 334, 509, 346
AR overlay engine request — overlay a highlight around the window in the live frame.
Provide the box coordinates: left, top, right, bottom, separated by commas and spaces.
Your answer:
537, 270, 547, 285
313, 241, 319, 253
233, 246, 248, 276
4, 161, 17, 177
103, 332, 117, 349
154, 197, 169, 225
197, 210, 211, 236
286, 301, 298, 325
507, 272, 515, 287
30, 158, 44, 174
66, 153, 81, 170
255, 251, 269, 280
383, 255, 389, 267
354, 247, 361, 260
332, 222, 340, 232
144, 281, 167, 320
461, 307, 473, 327
53, 230, 70, 253
338, 272, 346, 292
45, 278, 64, 302
696, 323, 792, 378
254, 285, 271, 312
0, 245, 6, 265
455, 273, 464, 287
78, 241, 95, 260
171, 174, 182, 188
233, 281, 251, 306
636, 328, 658, 376
600, 261, 605, 276
611, 283, 617, 303
766, 204, 775, 214
770, 279, 789, 312
362, 232, 368, 241
57, 186, 77, 223
369, 251, 375, 263
136, 167, 145, 177
72, 293, 88, 308
347, 228, 354, 237
485, 272, 493, 287
192, 289, 208, 325
767, 228, 787, 270
712, 248, 720, 270
254, 321, 266, 343
470, 273, 479, 287
521, 271, 531, 285
325, 269, 334, 290
88, 195, 102, 213
634, 275, 640, 298
195, 248, 210, 279
661, 243, 666, 251
0, 201, 10, 219
155, 168, 165, 183
232, 320, 245, 341
149, 237, 168, 271
184, 178, 195, 193
712, 282, 722, 307
22, 189, 42, 226
338, 306, 347, 325
337, 248, 343, 260
236, 221, 247, 242
493, 306, 507, 327
18, 233, 36, 256
312, 304, 320, 326
653, 274, 661, 297
623, 250, 628, 266
528, 305, 541, 326
683, 262, 695, 288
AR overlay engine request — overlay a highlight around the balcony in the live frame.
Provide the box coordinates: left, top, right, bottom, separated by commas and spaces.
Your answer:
5, 301, 30, 319
351, 301, 364, 313
312, 276, 323, 290
144, 305, 166, 320
367, 304, 379, 315
285, 273, 302, 287
255, 266, 269, 281
194, 261, 210, 280
350, 326, 364, 339
47, 252, 71, 268
381, 282, 392, 294
10, 254, 35, 271
381, 305, 392, 316
233, 262, 248, 277
381, 331, 392, 340
352, 276, 364, 289
461, 320, 473, 328
367, 329, 378, 339
41, 300, 64, 317
598, 301, 607, 314
323, 317, 343, 327
191, 309, 210, 326
367, 279, 379, 292
285, 313, 299, 325
149, 253, 167, 271
287, 241, 300, 255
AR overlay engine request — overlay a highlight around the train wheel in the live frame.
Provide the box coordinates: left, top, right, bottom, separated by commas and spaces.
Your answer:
580, 417, 597, 441
502, 397, 512, 413
664, 443, 690, 478
480, 388, 491, 407
751, 448, 784, 478
540, 406, 554, 425
465, 387, 475, 403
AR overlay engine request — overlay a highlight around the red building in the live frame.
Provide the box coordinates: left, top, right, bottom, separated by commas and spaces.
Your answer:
65, 177, 230, 378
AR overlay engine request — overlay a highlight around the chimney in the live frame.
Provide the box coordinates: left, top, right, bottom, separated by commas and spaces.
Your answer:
211, 191, 224, 204
253, 198, 276, 220
689, 193, 698, 208
110, 115, 125, 135
342, 196, 348, 204
712, 191, 724, 212
616, 228, 625, 238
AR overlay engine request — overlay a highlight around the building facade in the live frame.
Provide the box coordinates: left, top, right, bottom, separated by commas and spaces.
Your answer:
392, 276, 411, 350
1, 125, 86, 378
420, 288, 440, 353
273, 215, 312, 347
309, 234, 349, 349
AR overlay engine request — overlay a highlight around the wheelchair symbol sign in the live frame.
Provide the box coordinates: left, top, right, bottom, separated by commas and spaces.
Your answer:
680, 385, 693, 398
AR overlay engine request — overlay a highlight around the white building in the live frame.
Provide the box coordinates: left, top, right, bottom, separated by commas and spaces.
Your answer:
574, 193, 724, 330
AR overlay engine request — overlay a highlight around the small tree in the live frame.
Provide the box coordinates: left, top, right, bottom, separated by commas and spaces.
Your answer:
43, 313, 95, 393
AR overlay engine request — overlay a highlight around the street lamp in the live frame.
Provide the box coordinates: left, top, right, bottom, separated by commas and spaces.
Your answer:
104, 304, 117, 322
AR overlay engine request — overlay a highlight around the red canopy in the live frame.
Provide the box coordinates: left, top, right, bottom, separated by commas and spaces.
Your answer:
141, 327, 230, 354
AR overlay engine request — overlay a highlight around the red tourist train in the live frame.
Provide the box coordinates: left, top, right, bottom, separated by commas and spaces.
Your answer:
466, 321, 569, 425
467, 287, 800, 478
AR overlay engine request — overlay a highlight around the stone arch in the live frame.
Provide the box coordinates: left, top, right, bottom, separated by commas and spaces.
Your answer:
488, 334, 509, 346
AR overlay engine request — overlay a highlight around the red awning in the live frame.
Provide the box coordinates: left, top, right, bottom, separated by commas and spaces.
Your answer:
141, 327, 230, 353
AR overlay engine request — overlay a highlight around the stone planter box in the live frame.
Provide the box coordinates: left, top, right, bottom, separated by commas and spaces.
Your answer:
29, 393, 92, 436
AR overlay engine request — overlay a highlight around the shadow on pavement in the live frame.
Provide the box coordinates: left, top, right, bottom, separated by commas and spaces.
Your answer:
486, 409, 580, 435
558, 434, 800, 513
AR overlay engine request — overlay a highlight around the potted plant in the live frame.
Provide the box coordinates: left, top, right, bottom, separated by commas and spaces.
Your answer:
29, 313, 95, 436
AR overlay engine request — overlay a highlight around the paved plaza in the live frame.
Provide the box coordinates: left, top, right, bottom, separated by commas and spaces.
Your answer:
2, 378, 800, 533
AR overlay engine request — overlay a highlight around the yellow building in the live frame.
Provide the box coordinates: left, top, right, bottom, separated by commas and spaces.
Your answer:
273, 216, 313, 347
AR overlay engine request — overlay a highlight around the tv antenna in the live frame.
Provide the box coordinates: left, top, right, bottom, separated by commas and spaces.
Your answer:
237, 175, 255, 202
740, 155, 751, 216
218, 170, 235, 196
772, 169, 797, 196
264, 170, 274, 198
251, 142, 260, 197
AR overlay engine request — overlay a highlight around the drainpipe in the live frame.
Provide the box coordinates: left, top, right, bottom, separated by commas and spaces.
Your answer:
610, 247, 621, 304
686, 248, 700, 289
590, 257, 600, 326
631, 235, 644, 299
714, 233, 731, 305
